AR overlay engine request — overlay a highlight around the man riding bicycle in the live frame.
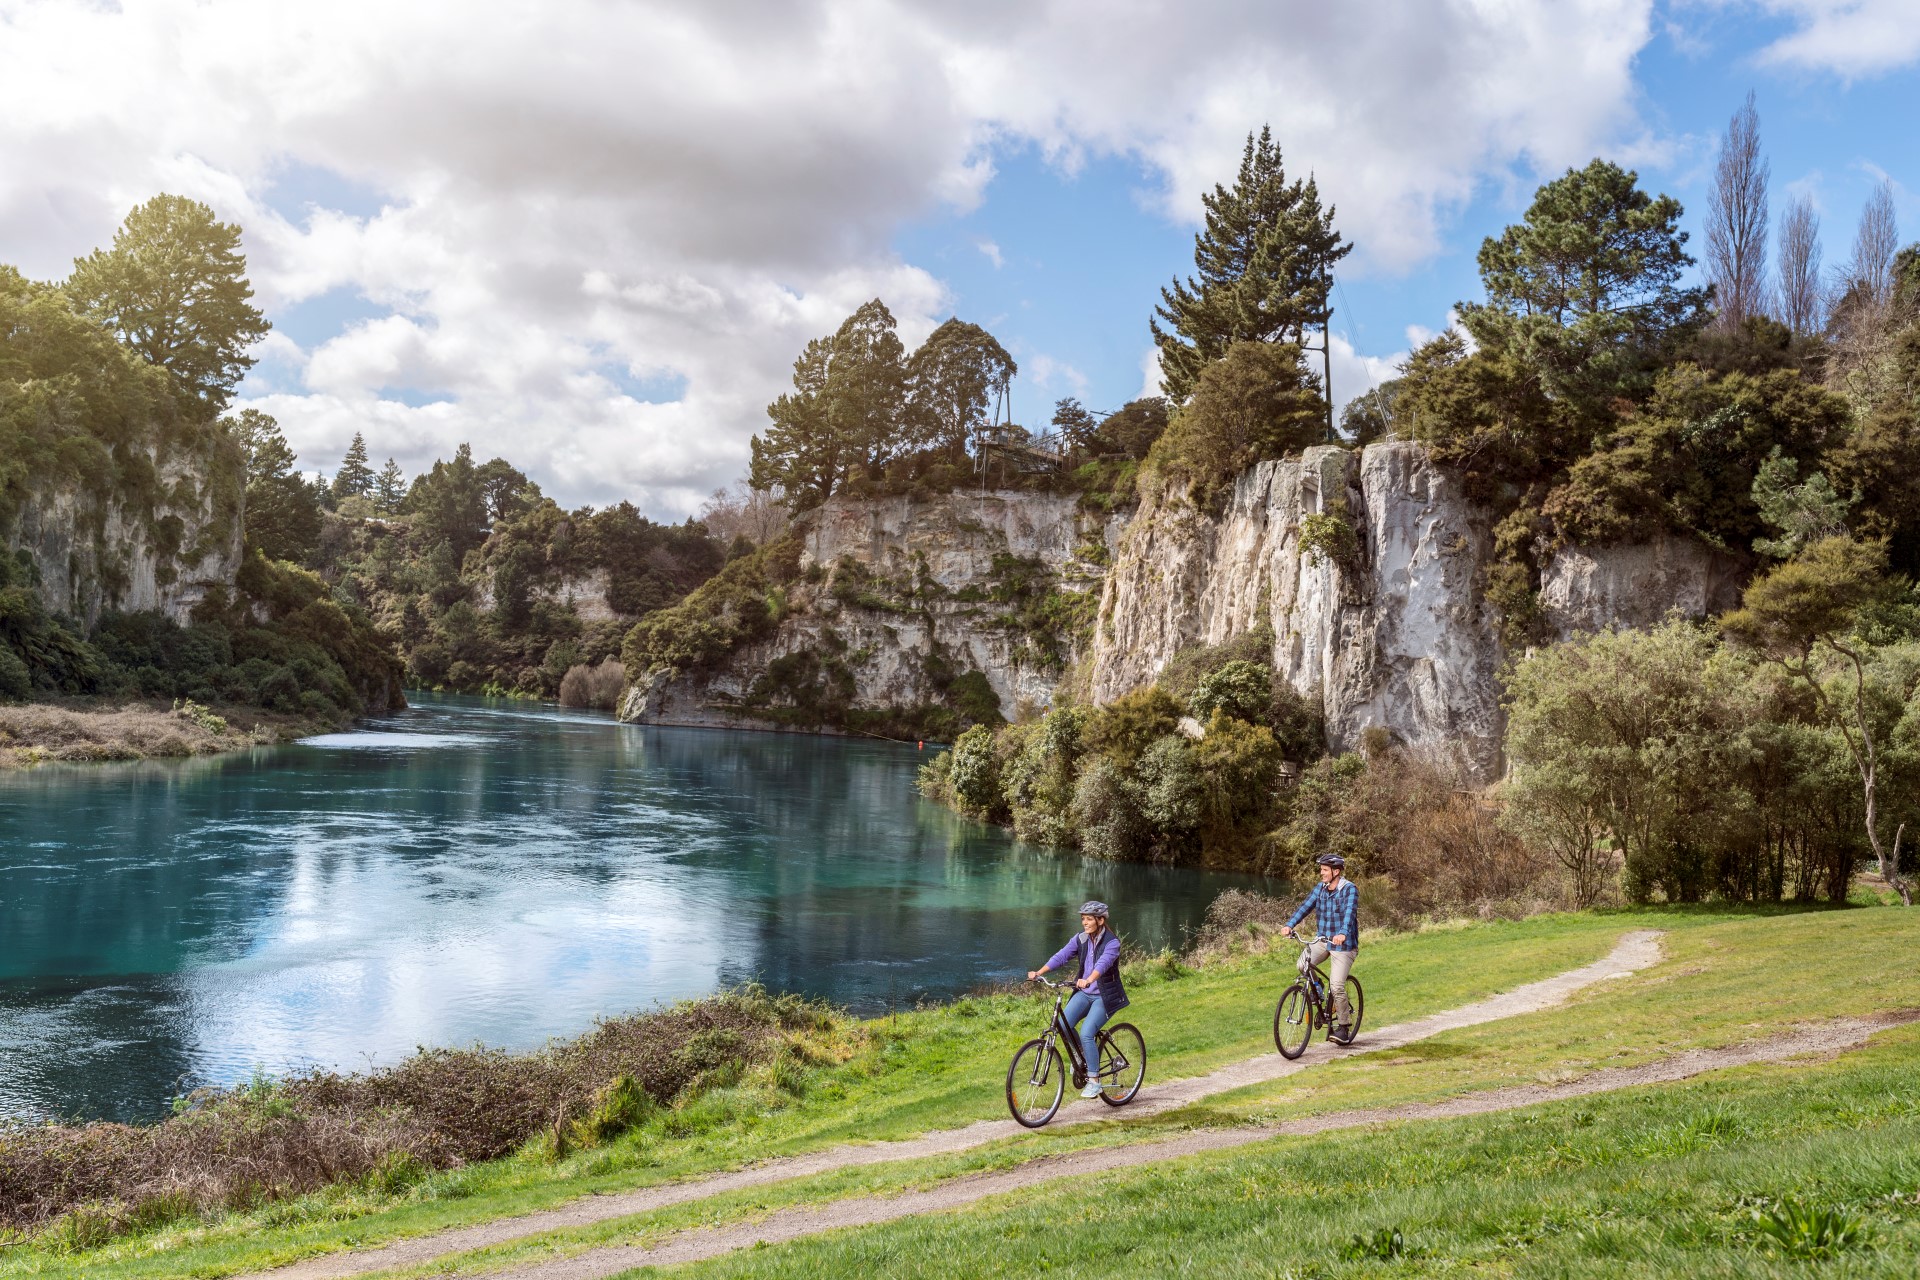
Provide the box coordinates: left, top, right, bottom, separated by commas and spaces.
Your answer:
1280, 854, 1358, 1045
1028, 900, 1129, 1097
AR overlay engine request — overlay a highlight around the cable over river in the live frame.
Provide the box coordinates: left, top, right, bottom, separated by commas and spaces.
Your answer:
0, 695, 1267, 1121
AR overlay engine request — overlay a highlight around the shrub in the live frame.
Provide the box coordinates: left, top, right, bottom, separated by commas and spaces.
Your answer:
1188, 660, 1272, 725
1071, 756, 1151, 861
1141, 341, 1325, 509
558, 658, 626, 710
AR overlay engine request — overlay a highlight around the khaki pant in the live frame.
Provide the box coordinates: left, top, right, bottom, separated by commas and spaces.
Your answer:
1299, 941, 1356, 1027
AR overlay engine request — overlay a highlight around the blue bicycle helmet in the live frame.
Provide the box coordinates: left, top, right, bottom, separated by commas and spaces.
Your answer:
1078, 900, 1109, 917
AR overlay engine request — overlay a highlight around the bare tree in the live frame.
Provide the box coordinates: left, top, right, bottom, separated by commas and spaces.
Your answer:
698, 481, 789, 546
1705, 91, 1771, 329
1843, 179, 1899, 309
1777, 194, 1823, 336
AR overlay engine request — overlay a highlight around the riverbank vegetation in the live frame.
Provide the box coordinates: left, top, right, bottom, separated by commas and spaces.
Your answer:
5, 904, 1914, 1277
1, 199, 403, 738
920, 102, 1920, 914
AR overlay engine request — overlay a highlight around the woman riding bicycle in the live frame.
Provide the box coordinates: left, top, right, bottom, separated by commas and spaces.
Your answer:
1280, 854, 1359, 1045
1028, 900, 1129, 1097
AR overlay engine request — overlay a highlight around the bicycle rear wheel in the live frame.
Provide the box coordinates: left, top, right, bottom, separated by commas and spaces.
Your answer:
1006, 1038, 1065, 1127
1274, 983, 1312, 1059
1096, 1022, 1146, 1105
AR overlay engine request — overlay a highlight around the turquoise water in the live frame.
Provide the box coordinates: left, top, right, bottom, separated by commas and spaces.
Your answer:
0, 695, 1266, 1121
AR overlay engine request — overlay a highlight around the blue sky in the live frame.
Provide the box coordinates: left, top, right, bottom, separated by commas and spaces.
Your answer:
2, 0, 1916, 517
893, 11, 1919, 430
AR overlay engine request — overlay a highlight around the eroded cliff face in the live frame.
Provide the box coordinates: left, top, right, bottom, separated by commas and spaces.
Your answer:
1088, 441, 1746, 779
619, 490, 1114, 732
5, 442, 244, 628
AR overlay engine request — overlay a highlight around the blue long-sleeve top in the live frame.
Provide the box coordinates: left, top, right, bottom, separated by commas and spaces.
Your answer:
1286, 879, 1360, 952
1047, 927, 1120, 980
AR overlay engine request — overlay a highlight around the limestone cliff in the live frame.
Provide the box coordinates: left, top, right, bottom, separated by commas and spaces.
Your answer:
5, 439, 245, 629
1088, 441, 1745, 778
618, 490, 1115, 733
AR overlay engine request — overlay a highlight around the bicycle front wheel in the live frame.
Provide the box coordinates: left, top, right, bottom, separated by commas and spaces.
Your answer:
1006, 1038, 1065, 1128
1096, 1022, 1147, 1105
1274, 983, 1312, 1059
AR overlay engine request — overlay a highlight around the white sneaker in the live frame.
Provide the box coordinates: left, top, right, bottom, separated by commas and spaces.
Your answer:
1079, 1082, 1103, 1098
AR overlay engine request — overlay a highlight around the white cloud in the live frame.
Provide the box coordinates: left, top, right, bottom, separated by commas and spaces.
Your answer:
1735, 1, 1920, 78
1138, 347, 1166, 402
0, 0, 1664, 514
975, 238, 1005, 269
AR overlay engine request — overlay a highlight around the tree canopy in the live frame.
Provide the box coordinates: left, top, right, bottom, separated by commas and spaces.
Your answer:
1152, 127, 1350, 405
906, 318, 1016, 458
65, 195, 270, 414
1457, 159, 1708, 412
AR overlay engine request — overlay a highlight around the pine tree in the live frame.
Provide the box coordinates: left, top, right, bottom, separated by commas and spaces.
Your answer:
374, 458, 407, 513
1151, 127, 1351, 404
333, 432, 376, 499
749, 299, 911, 508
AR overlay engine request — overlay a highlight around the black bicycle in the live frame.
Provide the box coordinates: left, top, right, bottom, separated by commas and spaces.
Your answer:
1274, 935, 1365, 1059
1006, 976, 1147, 1127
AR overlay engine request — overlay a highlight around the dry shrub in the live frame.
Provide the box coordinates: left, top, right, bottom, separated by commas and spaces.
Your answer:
1187, 888, 1299, 962
558, 659, 625, 711
1273, 750, 1560, 925
0, 987, 829, 1240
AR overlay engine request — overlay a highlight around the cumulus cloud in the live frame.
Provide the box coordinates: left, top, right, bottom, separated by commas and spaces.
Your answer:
0, 0, 1662, 514
1734, 1, 1920, 78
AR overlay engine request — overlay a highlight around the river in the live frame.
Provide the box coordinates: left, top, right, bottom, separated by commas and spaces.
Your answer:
0, 694, 1267, 1121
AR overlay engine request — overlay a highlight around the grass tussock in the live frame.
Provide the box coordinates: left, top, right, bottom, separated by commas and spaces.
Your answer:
0, 986, 831, 1240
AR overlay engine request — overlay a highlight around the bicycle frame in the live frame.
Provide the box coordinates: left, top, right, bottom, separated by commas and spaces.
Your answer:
1033, 977, 1125, 1082
1293, 937, 1335, 1024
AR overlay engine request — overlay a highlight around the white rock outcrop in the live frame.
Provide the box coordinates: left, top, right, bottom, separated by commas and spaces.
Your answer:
6, 445, 244, 627
1090, 442, 1506, 776
620, 490, 1113, 732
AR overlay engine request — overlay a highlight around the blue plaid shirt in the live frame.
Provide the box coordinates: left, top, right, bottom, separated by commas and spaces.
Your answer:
1286, 878, 1359, 952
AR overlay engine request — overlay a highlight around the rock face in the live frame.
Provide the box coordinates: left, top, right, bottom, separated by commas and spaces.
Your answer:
5, 443, 244, 628
1091, 443, 1508, 777
1538, 538, 1745, 637
1088, 441, 1750, 780
622, 442, 1751, 766
619, 490, 1114, 732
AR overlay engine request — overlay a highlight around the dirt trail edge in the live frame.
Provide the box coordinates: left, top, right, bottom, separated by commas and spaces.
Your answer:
501, 1010, 1920, 1280
247, 930, 1664, 1280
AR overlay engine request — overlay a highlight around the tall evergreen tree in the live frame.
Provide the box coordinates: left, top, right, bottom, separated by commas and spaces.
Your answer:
1151, 127, 1350, 404
905, 317, 1017, 457
66, 194, 270, 413
374, 458, 407, 513
1458, 158, 1708, 413
333, 432, 376, 499
225, 408, 320, 563
749, 299, 911, 507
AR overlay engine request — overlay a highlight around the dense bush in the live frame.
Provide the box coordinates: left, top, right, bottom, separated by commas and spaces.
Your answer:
919, 631, 1323, 870
1502, 618, 1912, 904
1140, 340, 1325, 509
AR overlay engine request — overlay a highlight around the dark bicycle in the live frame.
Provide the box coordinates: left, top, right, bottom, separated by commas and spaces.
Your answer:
1273, 935, 1366, 1059
1005, 976, 1147, 1127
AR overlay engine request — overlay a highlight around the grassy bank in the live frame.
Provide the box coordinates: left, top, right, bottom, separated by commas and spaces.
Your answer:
0, 909, 1643, 1276
8, 903, 1916, 1278
0, 698, 321, 767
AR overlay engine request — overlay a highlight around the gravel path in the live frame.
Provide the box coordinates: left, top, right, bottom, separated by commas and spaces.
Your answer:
243, 931, 1664, 1280
502, 1008, 1919, 1280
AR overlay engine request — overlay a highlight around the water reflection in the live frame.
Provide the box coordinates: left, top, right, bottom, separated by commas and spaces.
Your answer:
0, 695, 1269, 1121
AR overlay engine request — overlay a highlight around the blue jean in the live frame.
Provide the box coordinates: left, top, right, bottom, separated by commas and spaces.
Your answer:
1061, 989, 1111, 1076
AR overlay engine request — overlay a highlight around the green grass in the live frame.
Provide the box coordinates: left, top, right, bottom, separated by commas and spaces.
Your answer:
4, 912, 1641, 1278
661, 1023, 1920, 1278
